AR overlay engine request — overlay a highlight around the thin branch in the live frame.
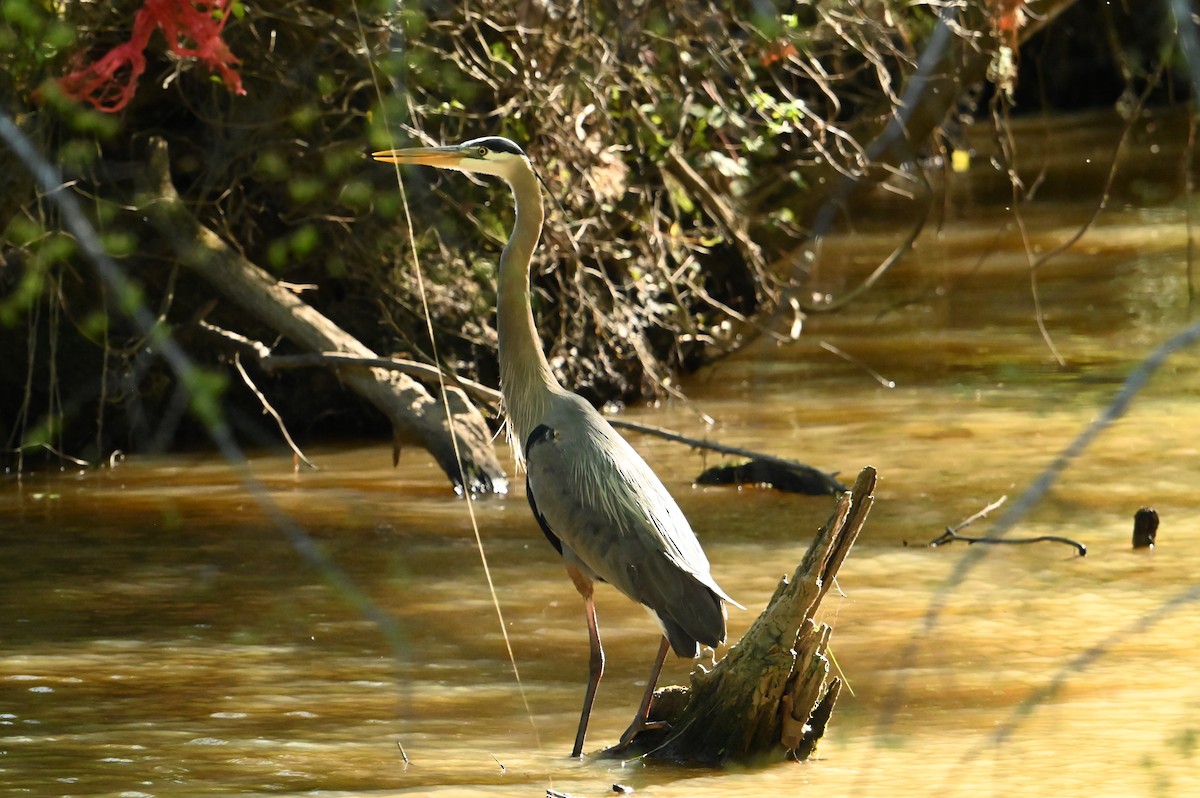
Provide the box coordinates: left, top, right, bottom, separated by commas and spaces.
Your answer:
925, 529, 1086, 556
6, 442, 91, 467
1027, 59, 1168, 274
260, 352, 503, 406
949, 494, 1008, 533
913, 496, 1087, 554
661, 144, 766, 277
1000, 53, 1167, 365
788, 173, 930, 315
196, 322, 502, 407
232, 353, 318, 471
819, 340, 896, 388
198, 319, 273, 359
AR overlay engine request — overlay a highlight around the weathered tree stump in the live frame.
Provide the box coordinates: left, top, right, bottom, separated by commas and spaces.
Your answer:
137, 138, 506, 494
604, 466, 876, 764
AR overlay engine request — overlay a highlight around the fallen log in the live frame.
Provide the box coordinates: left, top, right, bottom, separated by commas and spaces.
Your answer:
695, 458, 845, 496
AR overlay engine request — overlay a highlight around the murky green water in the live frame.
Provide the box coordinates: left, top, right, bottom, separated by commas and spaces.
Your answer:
3, 112, 1200, 796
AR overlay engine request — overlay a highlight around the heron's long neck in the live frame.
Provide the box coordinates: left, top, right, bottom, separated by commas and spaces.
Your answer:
497, 168, 561, 448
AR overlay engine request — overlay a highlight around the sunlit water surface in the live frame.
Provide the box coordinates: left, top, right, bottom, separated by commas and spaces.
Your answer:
3, 113, 1199, 796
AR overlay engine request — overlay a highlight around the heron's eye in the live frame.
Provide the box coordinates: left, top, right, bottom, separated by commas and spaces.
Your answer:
477, 146, 488, 157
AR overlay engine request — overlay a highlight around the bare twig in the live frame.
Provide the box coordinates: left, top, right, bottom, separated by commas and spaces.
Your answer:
199, 321, 503, 414
232, 353, 317, 471
819, 340, 896, 388
5, 442, 91, 467
259, 352, 503, 407
916, 495, 1085, 555
198, 319, 273, 359
1000, 51, 1167, 365
926, 528, 1086, 557
792, 172, 931, 315
948, 495, 1008, 534
1028, 57, 1168, 274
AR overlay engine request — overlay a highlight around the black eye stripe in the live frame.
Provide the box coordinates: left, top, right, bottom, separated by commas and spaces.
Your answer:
463, 136, 526, 156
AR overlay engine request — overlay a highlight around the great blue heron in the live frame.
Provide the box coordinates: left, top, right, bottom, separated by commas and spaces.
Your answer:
374, 136, 739, 758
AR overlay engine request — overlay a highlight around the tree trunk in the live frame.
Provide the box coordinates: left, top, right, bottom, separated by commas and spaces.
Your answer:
139, 138, 507, 494
606, 466, 876, 764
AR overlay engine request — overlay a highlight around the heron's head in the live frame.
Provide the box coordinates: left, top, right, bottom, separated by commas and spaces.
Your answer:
373, 136, 531, 181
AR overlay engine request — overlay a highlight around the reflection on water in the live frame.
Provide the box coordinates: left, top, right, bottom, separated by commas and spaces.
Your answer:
3, 112, 1200, 796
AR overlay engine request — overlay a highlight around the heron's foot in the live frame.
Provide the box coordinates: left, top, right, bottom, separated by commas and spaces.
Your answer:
614, 715, 670, 751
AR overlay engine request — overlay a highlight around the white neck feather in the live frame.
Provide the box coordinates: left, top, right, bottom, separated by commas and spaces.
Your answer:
494, 164, 564, 459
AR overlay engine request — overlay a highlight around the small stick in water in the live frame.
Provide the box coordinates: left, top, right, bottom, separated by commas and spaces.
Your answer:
903, 495, 1005, 546
1132, 507, 1158, 549
914, 495, 1087, 556
927, 529, 1087, 557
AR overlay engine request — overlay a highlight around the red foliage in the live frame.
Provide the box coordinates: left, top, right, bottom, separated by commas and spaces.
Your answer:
57, 0, 246, 112
760, 41, 798, 68
989, 0, 1027, 36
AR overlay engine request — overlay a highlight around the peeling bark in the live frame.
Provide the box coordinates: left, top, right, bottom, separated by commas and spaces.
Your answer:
139, 137, 507, 494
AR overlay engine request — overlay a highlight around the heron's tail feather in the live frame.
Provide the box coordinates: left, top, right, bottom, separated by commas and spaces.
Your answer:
650, 575, 728, 658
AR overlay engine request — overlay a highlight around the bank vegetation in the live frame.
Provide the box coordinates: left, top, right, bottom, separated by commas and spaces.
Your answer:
0, 0, 1182, 485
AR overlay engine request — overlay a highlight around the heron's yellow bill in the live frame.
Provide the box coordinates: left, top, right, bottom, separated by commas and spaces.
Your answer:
372, 146, 464, 166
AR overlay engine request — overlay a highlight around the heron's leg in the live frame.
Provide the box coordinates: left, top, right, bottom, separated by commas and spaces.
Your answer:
569, 567, 603, 759
615, 636, 671, 750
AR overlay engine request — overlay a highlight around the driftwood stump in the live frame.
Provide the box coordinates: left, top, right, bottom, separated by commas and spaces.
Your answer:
137, 138, 506, 494
605, 466, 876, 764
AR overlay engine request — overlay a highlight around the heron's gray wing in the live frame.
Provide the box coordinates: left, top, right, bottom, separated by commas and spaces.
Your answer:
525, 411, 735, 653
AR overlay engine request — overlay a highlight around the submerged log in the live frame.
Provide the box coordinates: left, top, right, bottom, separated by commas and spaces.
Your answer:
605, 466, 876, 764
696, 458, 845, 496
607, 419, 845, 495
138, 138, 507, 494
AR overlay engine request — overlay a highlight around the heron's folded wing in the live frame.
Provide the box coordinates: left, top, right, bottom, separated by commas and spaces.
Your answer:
525, 414, 739, 644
